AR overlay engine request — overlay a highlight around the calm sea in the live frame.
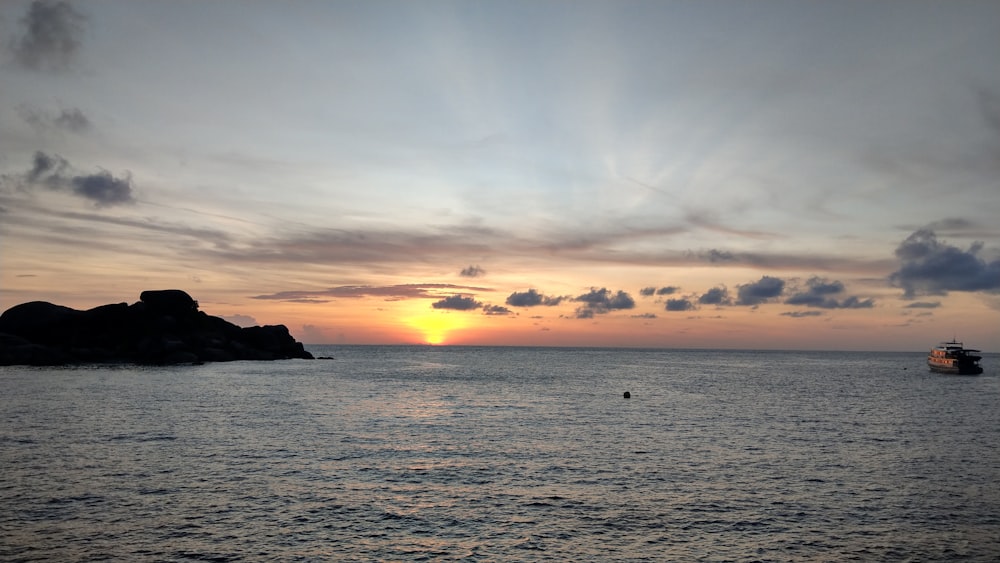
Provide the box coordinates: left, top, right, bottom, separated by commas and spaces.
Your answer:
2, 347, 999, 562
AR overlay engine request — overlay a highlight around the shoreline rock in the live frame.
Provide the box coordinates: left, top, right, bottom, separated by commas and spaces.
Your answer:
0, 290, 314, 366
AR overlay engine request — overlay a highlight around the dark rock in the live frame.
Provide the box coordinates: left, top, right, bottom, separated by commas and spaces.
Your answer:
140, 289, 198, 314
0, 290, 314, 366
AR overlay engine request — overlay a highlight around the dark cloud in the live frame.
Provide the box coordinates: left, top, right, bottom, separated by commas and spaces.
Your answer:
19, 151, 135, 207
698, 287, 731, 305
571, 287, 635, 318
575, 288, 635, 311
27, 150, 68, 185
837, 296, 875, 309
904, 301, 941, 309
18, 105, 92, 133
665, 298, 695, 311
482, 304, 513, 315
784, 277, 875, 309
890, 229, 1000, 298
736, 276, 785, 306
781, 311, 824, 318
11, 1, 87, 71
460, 265, 485, 277
506, 288, 564, 307
70, 171, 134, 207
432, 295, 482, 311
253, 283, 490, 302
640, 285, 679, 297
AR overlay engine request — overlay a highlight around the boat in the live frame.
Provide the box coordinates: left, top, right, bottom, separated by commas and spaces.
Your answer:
927, 340, 984, 375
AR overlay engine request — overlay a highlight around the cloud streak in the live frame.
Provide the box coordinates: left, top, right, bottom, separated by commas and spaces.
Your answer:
253, 284, 491, 302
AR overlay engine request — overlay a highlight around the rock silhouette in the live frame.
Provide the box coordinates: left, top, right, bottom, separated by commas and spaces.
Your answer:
0, 290, 314, 365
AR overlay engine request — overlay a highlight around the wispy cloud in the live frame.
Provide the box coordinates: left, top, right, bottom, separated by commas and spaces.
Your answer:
17, 104, 92, 134
10, 1, 87, 72
253, 284, 491, 302
781, 311, 824, 318
482, 304, 513, 315
904, 301, 940, 309
460, 265, 485, 277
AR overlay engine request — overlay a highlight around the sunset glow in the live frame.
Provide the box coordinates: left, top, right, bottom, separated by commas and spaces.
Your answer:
1, 1, 998, 351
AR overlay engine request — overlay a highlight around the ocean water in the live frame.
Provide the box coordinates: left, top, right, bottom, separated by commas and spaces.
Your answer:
2, 347, 999, 562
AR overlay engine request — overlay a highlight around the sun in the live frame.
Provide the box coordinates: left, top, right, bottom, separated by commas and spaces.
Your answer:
404, 311, 469, 345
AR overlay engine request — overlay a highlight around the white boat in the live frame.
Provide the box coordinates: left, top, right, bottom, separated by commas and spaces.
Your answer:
927, 341, 983, 375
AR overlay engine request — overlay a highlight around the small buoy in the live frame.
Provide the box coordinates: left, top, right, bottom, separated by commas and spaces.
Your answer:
623, 391, 631, 399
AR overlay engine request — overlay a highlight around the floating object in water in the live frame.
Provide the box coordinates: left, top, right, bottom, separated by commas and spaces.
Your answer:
623, 391, 631, 399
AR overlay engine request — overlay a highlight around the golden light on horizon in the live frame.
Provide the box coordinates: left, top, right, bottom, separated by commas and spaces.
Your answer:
403, 310, 471, 345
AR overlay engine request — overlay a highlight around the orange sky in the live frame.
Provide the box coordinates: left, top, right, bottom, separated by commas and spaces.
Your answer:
1, 1, 999, 352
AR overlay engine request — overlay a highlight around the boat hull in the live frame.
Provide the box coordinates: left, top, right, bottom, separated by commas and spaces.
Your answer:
927, 361, 984, 375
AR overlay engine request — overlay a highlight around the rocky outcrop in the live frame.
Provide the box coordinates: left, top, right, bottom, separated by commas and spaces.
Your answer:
0, 290, 314, 366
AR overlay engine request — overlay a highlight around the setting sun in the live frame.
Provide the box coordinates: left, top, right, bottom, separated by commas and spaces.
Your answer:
404, 311, 470, 345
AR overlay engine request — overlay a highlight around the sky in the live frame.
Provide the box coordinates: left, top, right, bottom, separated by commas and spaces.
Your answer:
1, 0, 999, 351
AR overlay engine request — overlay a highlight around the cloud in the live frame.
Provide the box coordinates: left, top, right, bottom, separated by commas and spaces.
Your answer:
18, 104, 92, 133
784, 277, 875, 309
10, 1, 87, 72
890, 228, 1000, 298
665, 298, 695, 311
640, 285, 679, 297
26, 150, 69, 186
701, 249, 738, 263
781, 311, 824, 318
460, 265, 485, 277
574, 288, 635, 312
18, 151, 135, 207
253, 283, 490, 302
736, 276, 785, 306
70, 171, 134, 207
432, 294, 482, 311
299, 324, 329, 344
482, 304, 513, 315
904, 301, 941, 309
221, 314, 257, 327
506, 288, 564, 307
572, 287, 636, 318
698, 287, 731, 306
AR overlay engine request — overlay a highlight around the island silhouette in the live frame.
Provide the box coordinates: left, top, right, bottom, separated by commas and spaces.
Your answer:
0, 289, 313, 365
